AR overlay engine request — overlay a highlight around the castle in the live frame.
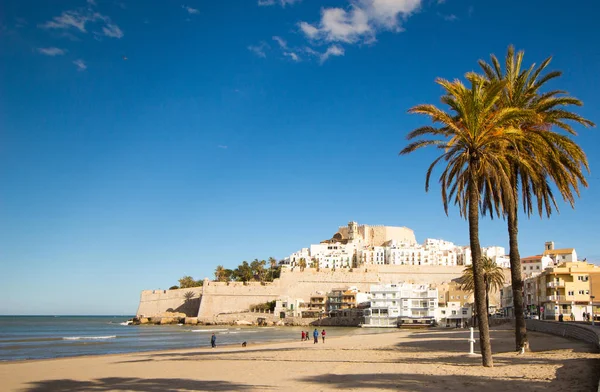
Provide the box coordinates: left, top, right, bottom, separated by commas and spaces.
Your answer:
136, 221, 510, 323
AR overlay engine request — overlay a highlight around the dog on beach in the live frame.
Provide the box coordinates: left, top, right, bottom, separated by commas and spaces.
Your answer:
242, 341, 247, 347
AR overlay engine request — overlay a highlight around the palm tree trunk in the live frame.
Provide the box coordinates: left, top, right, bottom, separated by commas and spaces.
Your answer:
508, 203, 527, 351
468, 178, 494, 367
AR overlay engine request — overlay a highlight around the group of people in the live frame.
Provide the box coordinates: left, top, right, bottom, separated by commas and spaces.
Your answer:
558, 312, 593, 322
210, 328, 330, 349
301, 329, 326, 344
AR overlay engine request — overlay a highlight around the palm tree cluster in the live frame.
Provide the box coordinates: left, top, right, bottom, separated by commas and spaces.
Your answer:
459, 256, 505, 317
401, 46, 594, 367
214, 257, 281, 283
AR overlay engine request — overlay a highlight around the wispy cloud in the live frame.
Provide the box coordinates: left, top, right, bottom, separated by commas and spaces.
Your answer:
299, 0, 422, 44
39, 6, 124, 39
218, 145, 228, 149
248, 41, 270, 58
40, 10, 96, 32
272, 36, 288, 49
182, 5, 200, 14
437, 0, 446, 4
320, 45, 344, 63
284, 51, 301, 62
258, 0, 301, 7
37, 47, 67, 56
73, 59, 87, 71
102, 23, 123, 38
467, 6, 474, 17
87, 0, 97, 5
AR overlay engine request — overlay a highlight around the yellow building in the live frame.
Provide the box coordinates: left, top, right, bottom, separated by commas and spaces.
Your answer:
538, 262, 600, 321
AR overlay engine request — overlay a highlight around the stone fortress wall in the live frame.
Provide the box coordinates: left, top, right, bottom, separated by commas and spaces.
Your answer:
136, 264, 484, 322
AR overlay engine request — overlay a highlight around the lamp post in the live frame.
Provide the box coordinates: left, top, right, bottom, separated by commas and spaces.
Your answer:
591, 296, 596, 327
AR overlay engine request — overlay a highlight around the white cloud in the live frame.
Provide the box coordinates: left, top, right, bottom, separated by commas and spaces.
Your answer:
248, 41, 270, 58
258, 0, 301, 7
182, 5, 200, 14
73, 59, 87, 71
40, 10, 95, 32
284, 52, 301, 62
437, 0, 446, 3
87, 0, 97, 5
37, 47, 67, 56
320, 45, 344, 63
39, 8, 123, 39
102, 23, 123, 38
218, 145, 228, 149
299, 0, 422, 44
272, 36, 288, 49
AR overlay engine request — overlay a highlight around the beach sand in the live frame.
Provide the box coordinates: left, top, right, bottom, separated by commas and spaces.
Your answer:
1, 324, 598, 392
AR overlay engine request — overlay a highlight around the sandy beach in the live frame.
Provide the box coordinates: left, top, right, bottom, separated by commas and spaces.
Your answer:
1, 325, 598, 392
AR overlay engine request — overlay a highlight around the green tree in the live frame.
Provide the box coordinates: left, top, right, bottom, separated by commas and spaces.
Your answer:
400, 75, 531, 367
232, 261, 253, 282
214, 265, 228, 282
477, 46, 594, 351
268, 257, 278, 281
178, 275, 202, 289
459, 257, 506, 316
250, 259, 267, 281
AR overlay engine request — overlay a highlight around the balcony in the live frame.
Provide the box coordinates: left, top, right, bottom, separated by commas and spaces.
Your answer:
547, 295, 566, 302
547, 280, 565, 288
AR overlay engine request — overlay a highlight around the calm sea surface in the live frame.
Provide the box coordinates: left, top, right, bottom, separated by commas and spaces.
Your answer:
0, 316, 395, 361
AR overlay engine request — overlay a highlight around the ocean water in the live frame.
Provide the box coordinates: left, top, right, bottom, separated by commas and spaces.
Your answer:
0, 316, 394, 361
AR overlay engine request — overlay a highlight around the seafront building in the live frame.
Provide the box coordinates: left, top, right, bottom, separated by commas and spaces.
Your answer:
501, 260, 600, 321
362, 283, 438, 327
284, 221, 509, 270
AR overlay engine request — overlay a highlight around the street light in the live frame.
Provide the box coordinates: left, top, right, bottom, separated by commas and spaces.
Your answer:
591, 296, 596, 326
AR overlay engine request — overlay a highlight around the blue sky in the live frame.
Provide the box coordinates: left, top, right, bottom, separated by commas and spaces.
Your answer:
1, 0, 599, 315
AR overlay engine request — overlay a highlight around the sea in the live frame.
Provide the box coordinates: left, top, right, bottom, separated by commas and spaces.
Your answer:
0, 316, 395, 361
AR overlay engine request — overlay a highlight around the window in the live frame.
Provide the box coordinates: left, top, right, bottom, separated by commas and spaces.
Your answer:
450, 296, 454, 299
567, 291, 574, 296
451, 310, 457, 315
578, 290, 585, 295
462, 310, 468, 315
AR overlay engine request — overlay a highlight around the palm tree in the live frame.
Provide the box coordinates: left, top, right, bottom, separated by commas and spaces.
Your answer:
400, 75, 532, 367
268, 257, 277, 281
298, 257, 307, 272
460, 257, 506, 316
477, 46, 594, 351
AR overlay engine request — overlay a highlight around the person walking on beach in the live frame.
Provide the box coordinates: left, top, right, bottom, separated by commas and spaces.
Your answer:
211, 333, 216, 348
301, 331, 305, 341
313, 328, 319, 344
306, 331, 309, 342
321, 329, 326, 343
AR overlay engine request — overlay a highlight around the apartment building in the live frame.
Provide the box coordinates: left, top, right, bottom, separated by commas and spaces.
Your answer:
501, 261, 600, 321
362, 283, 438, 327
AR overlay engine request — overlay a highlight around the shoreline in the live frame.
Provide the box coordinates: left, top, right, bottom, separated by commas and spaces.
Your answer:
0, 327, 382, 365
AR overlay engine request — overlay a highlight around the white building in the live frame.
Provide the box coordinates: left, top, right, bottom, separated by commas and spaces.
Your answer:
436, 302, 472, 328
284, 222, 506, 270
521, 255, 553, 277
362, 283, 438, 327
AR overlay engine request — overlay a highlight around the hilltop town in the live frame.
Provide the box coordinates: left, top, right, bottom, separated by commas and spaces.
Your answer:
134, 221, 599, 328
